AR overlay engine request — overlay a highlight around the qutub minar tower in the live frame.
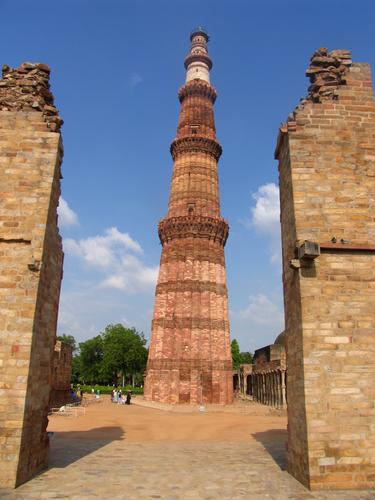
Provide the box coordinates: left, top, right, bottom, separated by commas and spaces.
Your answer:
144, 28, 233, 404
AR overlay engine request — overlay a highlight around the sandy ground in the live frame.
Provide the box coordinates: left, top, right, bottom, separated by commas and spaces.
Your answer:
2, 398, 373, 498
47, 396, 287, 444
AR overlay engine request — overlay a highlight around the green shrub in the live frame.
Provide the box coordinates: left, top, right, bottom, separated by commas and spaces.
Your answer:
74, 384, 143, 395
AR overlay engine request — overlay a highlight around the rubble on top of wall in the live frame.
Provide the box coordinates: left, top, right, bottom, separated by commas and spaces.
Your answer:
279, 48, 353, 135
0, 62, 63, 132
305, 47, 352, 103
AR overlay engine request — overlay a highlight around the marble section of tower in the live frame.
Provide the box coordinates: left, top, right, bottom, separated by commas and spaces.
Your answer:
144, 29, 233, 404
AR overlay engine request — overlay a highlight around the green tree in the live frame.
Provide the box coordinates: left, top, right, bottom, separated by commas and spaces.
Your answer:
231, 339, 241, 369
79, 335, 104, 384
71, 355, 82, 384
57, 334, 77, 353
239, 351, 253, 364
101, 324, 148, 386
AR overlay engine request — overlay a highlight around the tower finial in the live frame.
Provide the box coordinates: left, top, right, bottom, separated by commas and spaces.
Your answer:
185, 28, 212, 83
190, 26, 209, 42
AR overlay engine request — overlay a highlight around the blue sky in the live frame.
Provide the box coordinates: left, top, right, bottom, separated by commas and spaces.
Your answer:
2, 0, 375, 351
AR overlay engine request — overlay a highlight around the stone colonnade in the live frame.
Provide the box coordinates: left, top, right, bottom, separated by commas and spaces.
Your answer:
251, 369, 286, 407
233, 359, 287, 408
233, 364, 252, 396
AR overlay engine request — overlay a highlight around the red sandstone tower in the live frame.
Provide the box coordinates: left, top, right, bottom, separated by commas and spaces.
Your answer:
144, 29, 233, 405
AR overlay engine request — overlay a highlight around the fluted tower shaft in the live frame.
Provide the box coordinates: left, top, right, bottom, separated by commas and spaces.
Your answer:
144, 29, 233, 405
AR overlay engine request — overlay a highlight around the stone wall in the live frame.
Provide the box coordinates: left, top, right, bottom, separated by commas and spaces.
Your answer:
49, 340, 72, 408
0, 63, 63, 488
276, 49, 375, 490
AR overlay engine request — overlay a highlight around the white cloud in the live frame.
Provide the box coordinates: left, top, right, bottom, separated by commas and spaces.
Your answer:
230, 293, 285, 352
57, 287, 133, 341
239, 293, 284, 327
64, 227, 142, 268
58, 197, 79, 227
130, 72, 143, 86
137, 266, 159, 286
249, 183, 281, 264
251, 183, 280, 233
101, 263, 159, 292
101, 275, 128, 290
56, 198, 158, 342
58, 306, 82, 335
63, 227, 158, 293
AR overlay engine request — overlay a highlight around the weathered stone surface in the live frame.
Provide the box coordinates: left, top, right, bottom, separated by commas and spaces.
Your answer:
304, 48, 353, 102
0, 63, 63, 488
144, 32, 233, 405
276, 49, 375, 490
0, 62, 63, 131
49, 340, 72, 408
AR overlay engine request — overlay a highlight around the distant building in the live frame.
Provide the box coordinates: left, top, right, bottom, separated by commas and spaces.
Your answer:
233, 363, 252, 397
233, 332, 286, 407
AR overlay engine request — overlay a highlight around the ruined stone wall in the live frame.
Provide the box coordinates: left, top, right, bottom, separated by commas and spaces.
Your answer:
49, 341, 72, 408
253, 344, 286, 371
50, 341, 72, 391
276, 49, 375, 490
0, 63, 63, 488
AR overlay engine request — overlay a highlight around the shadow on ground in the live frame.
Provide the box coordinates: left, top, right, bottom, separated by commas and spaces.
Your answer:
49, 426, 124, 468
252, 428, 287, 470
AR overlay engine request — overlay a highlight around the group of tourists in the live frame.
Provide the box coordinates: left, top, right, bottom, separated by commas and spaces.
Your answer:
111, 388, 132, 405
70, 385, 83, 399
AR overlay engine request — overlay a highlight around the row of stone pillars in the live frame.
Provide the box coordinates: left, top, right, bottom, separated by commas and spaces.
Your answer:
252, 370, 286, 407
233, 369, 253, 397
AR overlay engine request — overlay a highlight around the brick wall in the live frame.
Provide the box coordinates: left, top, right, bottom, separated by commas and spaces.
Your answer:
49, 341, 72, 408
0, 63, 63, 488
50, 341, 72, 391
276, 49, 375, 490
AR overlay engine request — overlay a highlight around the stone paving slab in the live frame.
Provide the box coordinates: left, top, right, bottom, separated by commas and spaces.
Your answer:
1, 439, 373, 499
0, 402, 373, 499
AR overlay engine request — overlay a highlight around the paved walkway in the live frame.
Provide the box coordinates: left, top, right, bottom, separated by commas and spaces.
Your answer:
0, 399, 373, 499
